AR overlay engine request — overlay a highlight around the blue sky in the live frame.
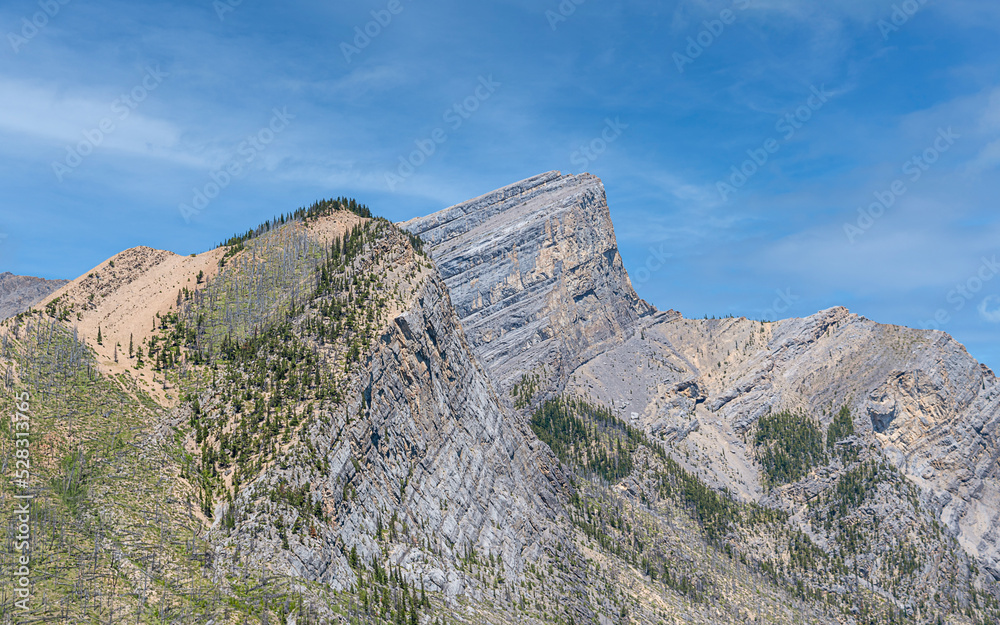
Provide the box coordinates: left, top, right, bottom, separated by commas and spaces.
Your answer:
1, 0, 999, 369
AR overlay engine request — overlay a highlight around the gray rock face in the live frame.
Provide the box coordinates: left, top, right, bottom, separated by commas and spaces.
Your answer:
409, 171, 1000, 595
568, 292, 1000, 585
0, 272, 67, 319
401, 171, 653, 393
211, 225, 568, 597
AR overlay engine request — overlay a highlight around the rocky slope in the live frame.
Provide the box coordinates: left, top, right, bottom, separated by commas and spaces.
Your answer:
564, 306, 1000, 580
0, 271, 67, 319
409, 172, 1000, 621
196, 216, 570, 602
0, 203, 589, 625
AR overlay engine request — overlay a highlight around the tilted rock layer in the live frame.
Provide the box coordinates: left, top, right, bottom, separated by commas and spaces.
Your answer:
196, 219, 571, 599
409, 172, 1000, 589
402, 171, 653, 393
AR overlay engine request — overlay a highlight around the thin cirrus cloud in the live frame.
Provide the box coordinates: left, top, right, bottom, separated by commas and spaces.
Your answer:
0, 0, 997, 369
0, 75, 197, 170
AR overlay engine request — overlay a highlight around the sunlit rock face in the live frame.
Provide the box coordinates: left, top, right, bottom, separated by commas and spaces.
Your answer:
402, 171, 653, 393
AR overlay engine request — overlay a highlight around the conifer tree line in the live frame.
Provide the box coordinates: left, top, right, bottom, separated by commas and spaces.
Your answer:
752, 406, 858, 486
216, 197, 373, 250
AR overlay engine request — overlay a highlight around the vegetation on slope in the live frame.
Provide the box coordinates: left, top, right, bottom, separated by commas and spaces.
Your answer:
520, 384, 1000, 625
6, 195, 1000, 625
0, 201, 458, 624
754, 409, 827, 486
0, 315, 321, 623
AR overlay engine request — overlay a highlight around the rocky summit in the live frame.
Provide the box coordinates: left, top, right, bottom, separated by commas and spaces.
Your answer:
402, 171, 653, 394
410, 172, 1000, 622
1, 180, 999, 625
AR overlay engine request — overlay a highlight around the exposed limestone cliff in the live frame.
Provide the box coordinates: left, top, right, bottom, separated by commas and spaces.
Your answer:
209, 230, 570, 599
402, 171, 653, 393
562, 305, 1000, 582
408, 171, 1000, 617
5, 181, 1000, 624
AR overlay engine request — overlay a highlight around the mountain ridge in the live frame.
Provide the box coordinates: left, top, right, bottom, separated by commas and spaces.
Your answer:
402, 171, 655, 394
1, 180, 999, 624
408, 171, 1000, 620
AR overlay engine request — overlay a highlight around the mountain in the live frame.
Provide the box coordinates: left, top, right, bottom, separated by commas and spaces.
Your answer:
2, 181, 999, 625
408, 172, 1000, 623
0, 202, 586, 625
0, 271, 67, 319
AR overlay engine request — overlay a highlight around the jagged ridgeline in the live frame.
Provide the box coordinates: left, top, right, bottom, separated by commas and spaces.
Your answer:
7, 172, 1000, 625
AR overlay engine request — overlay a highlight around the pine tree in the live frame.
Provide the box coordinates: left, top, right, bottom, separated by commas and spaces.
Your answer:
129, 334, 134, 358
97, 326, 103, 345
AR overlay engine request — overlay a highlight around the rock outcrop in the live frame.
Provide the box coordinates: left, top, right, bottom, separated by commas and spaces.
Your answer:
203, 218, 570, 599
8, 180, 1000, 624
402, 171, 653, 393
560, 304, 1000, 580
409, 171, 1000, 601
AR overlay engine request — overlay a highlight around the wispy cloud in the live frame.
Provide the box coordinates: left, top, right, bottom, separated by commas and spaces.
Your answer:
1, 0, 999, 369
0, 75, 198, 168
979, 295, 1000, 323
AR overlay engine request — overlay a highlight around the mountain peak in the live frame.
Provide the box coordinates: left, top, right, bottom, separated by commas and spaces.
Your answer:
403, 171, 653, 391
